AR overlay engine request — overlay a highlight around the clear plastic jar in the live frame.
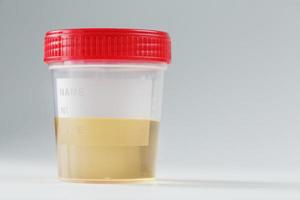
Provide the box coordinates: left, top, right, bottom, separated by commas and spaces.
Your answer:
44, 28, 171, 182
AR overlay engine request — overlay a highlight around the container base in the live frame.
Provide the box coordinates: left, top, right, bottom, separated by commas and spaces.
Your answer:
59, 177, 155, 184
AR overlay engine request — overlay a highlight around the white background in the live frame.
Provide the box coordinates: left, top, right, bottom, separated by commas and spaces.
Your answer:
1, 0, 300, 199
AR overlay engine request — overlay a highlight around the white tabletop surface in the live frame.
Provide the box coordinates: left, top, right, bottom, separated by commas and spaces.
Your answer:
1, 160, 300, 200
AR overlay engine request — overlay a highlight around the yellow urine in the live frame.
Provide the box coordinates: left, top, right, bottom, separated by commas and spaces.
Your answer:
55, 117, 159, 182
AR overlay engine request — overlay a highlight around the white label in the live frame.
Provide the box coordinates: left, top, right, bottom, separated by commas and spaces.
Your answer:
55, 78, 152, 118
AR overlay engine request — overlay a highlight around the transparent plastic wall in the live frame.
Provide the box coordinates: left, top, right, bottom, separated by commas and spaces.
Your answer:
51, 64, 165, 121
51, 63, 166, 182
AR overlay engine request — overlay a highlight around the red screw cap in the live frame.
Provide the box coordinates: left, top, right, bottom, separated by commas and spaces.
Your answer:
44, 28, 171, 64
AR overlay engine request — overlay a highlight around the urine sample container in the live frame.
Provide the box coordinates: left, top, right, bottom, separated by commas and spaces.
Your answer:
44, 28, 171, 182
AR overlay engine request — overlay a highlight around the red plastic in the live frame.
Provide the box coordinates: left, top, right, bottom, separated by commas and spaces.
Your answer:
44, 28, 171, 64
